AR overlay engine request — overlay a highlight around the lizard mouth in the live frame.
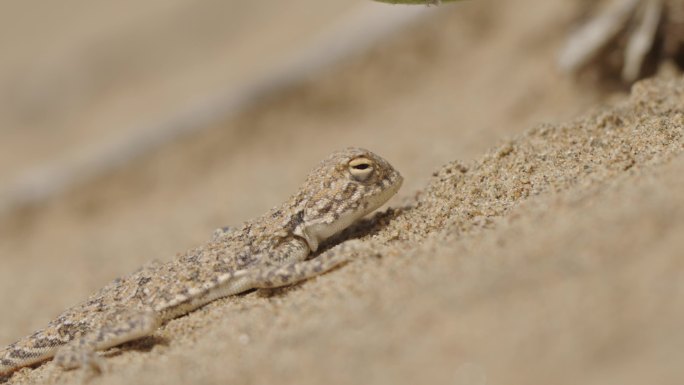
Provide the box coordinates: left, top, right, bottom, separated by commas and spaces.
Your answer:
366, 171, 403, 214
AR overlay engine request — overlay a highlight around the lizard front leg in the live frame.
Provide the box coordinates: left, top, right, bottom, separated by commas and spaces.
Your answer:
53, 308, 160, 372
247, 240, 364, 289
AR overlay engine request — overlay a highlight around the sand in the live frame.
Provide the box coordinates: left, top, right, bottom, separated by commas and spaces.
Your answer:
1, 0, 683, 384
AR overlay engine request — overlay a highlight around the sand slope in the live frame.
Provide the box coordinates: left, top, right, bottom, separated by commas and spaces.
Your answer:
4, 75, 683, 385
1, 1, 683, 384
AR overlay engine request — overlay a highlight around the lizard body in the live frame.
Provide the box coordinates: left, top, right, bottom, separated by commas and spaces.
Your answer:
0, 147, 402, 376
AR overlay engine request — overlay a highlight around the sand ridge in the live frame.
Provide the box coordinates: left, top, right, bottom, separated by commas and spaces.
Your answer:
3, 74, 682, 385
1, 0, 683, 383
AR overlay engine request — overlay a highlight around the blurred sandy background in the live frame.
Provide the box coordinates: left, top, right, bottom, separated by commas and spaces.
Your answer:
0, 0, 682, 384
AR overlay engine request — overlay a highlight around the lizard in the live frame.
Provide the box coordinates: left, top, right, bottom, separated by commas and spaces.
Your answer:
0, 147, 403, 377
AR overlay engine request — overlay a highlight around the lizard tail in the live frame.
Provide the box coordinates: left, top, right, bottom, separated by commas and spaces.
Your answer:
0, 329, 66, 376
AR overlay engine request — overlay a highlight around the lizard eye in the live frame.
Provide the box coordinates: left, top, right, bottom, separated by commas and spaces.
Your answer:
348, 157, 374, 181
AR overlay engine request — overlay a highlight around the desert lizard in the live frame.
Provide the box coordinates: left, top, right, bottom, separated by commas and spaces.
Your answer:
0, 147, 402, 376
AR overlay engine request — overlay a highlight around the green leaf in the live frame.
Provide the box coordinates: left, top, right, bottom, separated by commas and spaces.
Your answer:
372, 0, 466, 4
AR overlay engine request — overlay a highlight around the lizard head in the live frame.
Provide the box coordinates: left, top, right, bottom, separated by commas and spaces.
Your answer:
291, 147, 403, 252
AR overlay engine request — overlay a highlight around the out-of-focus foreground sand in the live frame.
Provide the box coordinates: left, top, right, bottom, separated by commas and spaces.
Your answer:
1, 1, 683, 384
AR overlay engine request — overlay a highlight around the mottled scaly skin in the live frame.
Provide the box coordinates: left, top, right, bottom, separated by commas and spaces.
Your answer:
0, 147, 402, 376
